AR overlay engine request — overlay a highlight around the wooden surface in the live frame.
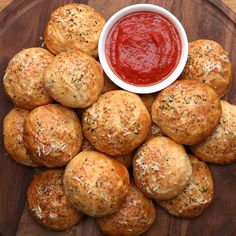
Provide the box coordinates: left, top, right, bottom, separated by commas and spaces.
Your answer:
1, 0, 236, 12
0, 0, 236, 236
224, 0, 236, 12
0, 0, 11, 11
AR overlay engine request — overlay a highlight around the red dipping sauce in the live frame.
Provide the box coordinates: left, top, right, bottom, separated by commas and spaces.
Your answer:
105, 11, 181, 86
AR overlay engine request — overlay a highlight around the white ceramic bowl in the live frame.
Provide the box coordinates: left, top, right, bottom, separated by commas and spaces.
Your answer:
98, 4, 188, 94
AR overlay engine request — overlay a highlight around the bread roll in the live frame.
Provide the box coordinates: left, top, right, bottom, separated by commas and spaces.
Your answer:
3, 48, 53, 109
145, 123, 164, 142
113, 153, 134, 169
3, 108, 39, 167
24, 104, 82, 167
97, 181, 156, 236
180, 39, 232, 97
81, 138, 133, 168
63, 151, 130, 217
191, 100, 236, 164
44, 3, 106, 57
133, 136, 192, 200
27, 169, 83, 231
82, 90, 151, 156
158, 155, 214, 218
44, 50, 104, 108
151, 80, 221, 145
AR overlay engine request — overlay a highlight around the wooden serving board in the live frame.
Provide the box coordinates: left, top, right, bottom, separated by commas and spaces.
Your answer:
0, 0, 236, 236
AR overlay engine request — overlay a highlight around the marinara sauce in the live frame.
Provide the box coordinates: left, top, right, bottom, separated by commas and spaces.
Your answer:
106, 11, 181, 86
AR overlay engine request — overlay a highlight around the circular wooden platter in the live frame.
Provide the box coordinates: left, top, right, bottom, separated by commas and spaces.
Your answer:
0, 0, 236, 236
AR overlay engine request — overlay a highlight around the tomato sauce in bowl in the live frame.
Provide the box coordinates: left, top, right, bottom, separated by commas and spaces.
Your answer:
105, 11, 181, 87
98, 4, 188, 94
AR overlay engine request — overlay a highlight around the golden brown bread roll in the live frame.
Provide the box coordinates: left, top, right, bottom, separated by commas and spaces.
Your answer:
82, 90, 151, 156
44, 3, 106, 57
23, 104, 82, 167
27, 169, 83, 231
113, 153, 134, 169
158, 155, 214, 218
133, 136, 192, 200
145, 123, 164, 142
81, 138, 133, 168
3, 48, 53, 109
97, 181, 156, 236
151, 80, 221, 145
3, 108, 39, 167
180, 39, 232, 97
191, 100, 236, 164
44, 50, 104, 108
63, 151, 130, 217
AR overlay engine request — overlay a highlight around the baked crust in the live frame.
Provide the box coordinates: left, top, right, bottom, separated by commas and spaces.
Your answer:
44, 3, 106, 57
3, 108, 39, 167
158, 155, 214, 218
81, 138, 133, 168
133, 136, 192, 200
97, 181, 156, 236
82, 90, 151, 156
63, 151, 130, 217
151, 80, 221, 145
191, 100, 236, 164
3, 48, 53, 109
23, 104, 83, 167
44, 50, 104, 108
145, 123, 164, 142
27, 169, 83, 231
180, 39, 232, 97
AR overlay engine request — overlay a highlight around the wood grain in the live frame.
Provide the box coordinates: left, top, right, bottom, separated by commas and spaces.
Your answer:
0, 1, 235, 236
223, 0, 236, 12
0, 0, 12, 11
1, 1, 236, 18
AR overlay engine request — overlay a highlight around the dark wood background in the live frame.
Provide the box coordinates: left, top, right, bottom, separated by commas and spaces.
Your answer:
0, 0, 235, 236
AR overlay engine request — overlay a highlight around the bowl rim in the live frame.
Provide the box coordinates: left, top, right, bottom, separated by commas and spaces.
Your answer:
98, 3, 188, 94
